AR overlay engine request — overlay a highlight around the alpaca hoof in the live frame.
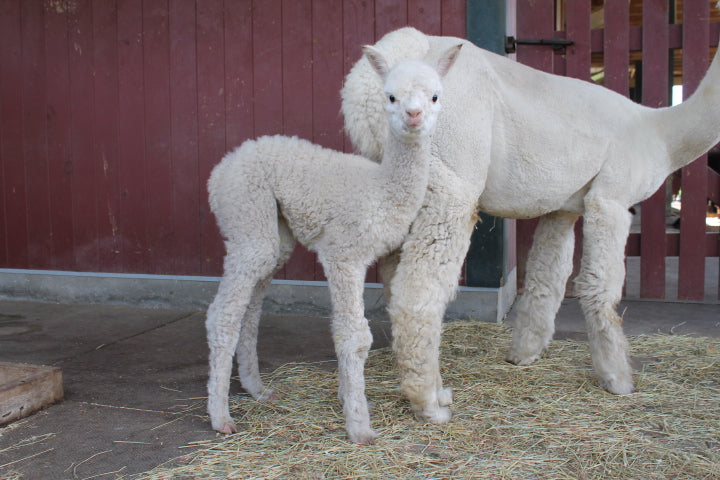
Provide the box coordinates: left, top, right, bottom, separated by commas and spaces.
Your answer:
215, 421, 238, 435
600, 376, 635, 395
348, 428, 378, 446
437, 387, 453, 406
255, 388, 279, 402
505, 350, 541, 366
417, 405, 452, 425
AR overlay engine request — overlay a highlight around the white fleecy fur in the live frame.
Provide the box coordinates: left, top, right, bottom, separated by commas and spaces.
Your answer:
205, 43, 462, 445
341, 27, 720, 421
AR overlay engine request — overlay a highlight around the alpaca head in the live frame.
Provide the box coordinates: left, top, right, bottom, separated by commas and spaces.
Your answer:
361, 44, 462, 140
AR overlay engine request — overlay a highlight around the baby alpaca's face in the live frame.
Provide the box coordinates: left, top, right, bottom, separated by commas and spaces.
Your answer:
383, 61, 443, 138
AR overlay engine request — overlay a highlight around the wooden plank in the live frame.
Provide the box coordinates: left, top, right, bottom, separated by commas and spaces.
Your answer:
143, 0, 173, 274
515, 0, 555, 290
565, 0, 591, 81
45, 3, 75, 270
0, 363, 63, 426
197, 0, 226, 276
117, 0, 147, 273
375, 0, 408, 39
627, 232, 718, 258
440, 0, 466, 37
169, 0, 200, 275
224, 0, 254, 148
93, 0, 121, 272
68, 0, 99, 270
281, 0, 317, 281
343, 0, 374, 77
252, 0, 283, 138
603, 0, 630, 95
678, 0, 710, 300
640, 0, 670, 299
22, 1, 51, 269
0, 0, 29, 269
409, 0, 442, 36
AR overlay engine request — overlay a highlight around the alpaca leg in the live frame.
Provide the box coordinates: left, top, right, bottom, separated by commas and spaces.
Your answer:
506, 211, 579, 365
206, 272, 256, 434
235, 273, 277, 401
389, 200, 477, 424
234, 222, 294, 402
207, 238, 281, 433
575, 196, 634, 395
379, 249, 401, 305
325, 261, 376, 445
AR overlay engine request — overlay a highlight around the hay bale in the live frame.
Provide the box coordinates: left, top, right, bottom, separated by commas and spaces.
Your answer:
128, 322, 720, 480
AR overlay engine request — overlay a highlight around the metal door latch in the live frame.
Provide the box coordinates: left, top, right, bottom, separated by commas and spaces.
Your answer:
505, 36, 574, 54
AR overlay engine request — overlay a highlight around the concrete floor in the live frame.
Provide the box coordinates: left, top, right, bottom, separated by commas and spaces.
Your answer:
0, 298, 718, 479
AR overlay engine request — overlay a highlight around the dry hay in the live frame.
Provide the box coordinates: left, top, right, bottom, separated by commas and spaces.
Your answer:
129, 322, 720, 480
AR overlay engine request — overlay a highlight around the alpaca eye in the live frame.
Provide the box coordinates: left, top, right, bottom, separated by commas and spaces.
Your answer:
388, 94, 396, 103
432, 94, 438, 103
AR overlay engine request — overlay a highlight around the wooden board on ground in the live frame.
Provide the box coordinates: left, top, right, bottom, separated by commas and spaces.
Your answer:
0, 362, 63, 425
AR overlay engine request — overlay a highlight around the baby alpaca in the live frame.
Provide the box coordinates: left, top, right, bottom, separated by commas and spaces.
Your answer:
205, 44, 461, 445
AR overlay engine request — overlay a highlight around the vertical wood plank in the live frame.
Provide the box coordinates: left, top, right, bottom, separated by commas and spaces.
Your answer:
281, 0, 317, 281
640, 0, 670, 299
375, 0, 408, 38
93, 0, 121, 272
565, 0, 591, 81
117, 0, 146, 273
440, 0, 466, 37
344, 0, 374, 79
282, 0, 313, 140
169, 0, 200, 275
197, 0, 226, 276
224, 0, 254, 148
0, 0, 29, 268
678, 0, 709, 300
45, 2, 75, 270
68, 0, 99, 270
515, 0, 556, 290
409, 0, 441, 36
22, 1, 51, 269
253, 0, 283, 137
143, 0, 173, 274
603, 0, 630, 95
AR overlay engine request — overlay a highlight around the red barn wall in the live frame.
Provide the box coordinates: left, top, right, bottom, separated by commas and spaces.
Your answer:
0, 0, 466, 279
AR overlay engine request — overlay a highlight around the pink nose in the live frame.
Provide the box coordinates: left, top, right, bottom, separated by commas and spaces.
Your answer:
406, 110, 422, 126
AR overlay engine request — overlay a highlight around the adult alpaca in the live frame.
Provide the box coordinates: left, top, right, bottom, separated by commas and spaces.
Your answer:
206, 44, 462, 445
341, 27, 720, 424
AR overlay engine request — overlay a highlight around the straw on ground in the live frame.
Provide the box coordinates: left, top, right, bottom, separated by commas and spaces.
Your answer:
127, 322, 720, 480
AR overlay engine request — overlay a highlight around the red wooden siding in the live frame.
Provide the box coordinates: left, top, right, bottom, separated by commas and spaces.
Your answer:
678, 1, 711, 299
516, 0, 720, 301
0, 0, 465, 280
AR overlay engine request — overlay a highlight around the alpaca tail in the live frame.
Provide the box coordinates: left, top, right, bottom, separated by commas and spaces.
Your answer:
656, 35, 720, 168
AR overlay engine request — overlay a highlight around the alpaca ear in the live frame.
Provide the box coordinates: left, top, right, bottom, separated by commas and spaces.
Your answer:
363, 46, 391, 80
436, 44, 462, 77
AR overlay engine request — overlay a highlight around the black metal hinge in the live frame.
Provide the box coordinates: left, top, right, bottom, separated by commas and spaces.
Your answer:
505, 36, 574, 54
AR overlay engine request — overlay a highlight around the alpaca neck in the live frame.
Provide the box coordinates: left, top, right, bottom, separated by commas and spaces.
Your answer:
376, 131, 431, 195
657, 47, 720, 171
